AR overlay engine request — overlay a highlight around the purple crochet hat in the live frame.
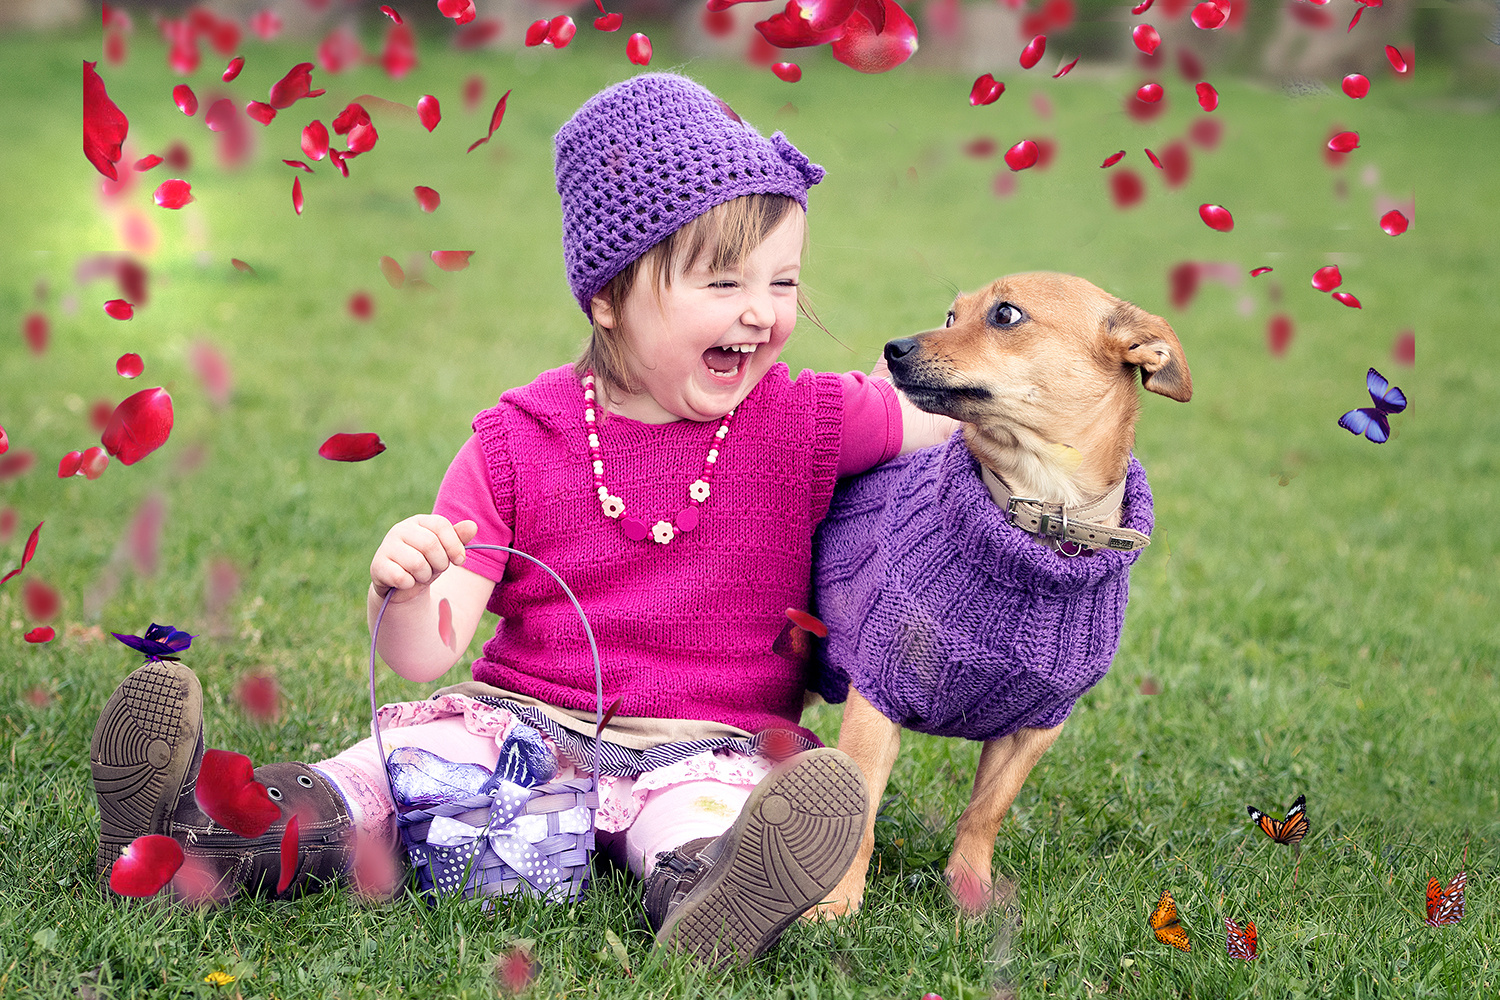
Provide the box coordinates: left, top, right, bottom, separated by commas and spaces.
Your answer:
555, 73, 826, 318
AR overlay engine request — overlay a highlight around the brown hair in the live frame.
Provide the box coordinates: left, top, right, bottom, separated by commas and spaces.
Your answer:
573, 193, 823, 405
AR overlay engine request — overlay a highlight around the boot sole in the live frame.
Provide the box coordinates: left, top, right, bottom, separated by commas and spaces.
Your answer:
655, 748, 868, 968
90, 661, 203, 881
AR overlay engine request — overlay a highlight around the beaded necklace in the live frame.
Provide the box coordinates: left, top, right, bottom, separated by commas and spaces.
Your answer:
583, 371, 736, 544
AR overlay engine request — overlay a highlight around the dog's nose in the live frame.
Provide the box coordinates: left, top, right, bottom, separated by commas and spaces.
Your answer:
884, 338, 919, 363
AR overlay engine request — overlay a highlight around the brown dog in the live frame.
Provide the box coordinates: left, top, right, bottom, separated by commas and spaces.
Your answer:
812, 272, 1191, 917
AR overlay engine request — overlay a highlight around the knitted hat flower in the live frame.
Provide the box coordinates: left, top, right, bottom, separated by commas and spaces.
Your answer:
554, 73, 826, 318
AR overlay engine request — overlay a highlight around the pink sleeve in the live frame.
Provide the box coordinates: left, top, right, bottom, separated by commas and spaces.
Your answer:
836, 371, 903, 476
432, 435, 512, 582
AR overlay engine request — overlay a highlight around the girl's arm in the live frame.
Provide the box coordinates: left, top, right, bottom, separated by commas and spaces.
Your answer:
368, 514, 496, 683
871, 357, 959, 455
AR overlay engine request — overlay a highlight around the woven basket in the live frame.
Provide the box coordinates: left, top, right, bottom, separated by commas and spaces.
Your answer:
370, 545, 603, 906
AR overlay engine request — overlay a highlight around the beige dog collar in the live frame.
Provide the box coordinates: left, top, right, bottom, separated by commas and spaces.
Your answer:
979, 465, 1151, 554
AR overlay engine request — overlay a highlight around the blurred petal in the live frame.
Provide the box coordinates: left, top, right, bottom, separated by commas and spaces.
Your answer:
431, 250, 474, 271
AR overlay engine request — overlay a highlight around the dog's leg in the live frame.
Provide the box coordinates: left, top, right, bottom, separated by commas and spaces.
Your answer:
809, 688, 902, 919
946, 723, 1062, 914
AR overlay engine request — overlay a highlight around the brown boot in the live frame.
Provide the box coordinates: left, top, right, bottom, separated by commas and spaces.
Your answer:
90, 660, 355, 902
641, 748, 867, 968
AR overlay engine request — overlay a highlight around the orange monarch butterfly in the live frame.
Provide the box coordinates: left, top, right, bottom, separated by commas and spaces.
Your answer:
1247, 793, 1308, 846
1149, 890, 1191, 951
1224, 916, 1258, 960
1426, 870, 1467, 927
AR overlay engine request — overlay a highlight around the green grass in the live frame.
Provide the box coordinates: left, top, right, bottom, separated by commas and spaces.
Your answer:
2, 11, 1497, 1000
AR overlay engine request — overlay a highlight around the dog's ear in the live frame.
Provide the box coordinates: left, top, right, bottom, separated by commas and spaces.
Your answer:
1103, 302, 1192, 402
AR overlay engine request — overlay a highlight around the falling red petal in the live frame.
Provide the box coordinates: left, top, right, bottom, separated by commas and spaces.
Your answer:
1385, 45, 1409, 73
1267, 314, 1293, 356
1111, 170, 1144, 207
785, 608, 829, 637
1198, 203, 1233, 231
382, 22, 418, 77
173, 84, 198, 116
969, 73, 1003, 106
1168, 262, 1199, 309
597, 695, 624, 736
59, 451, 83, 478
104, 299, 135, 320
282, 159, 313, 173
1145, 147, 1163, 169
1251, 266, 1273, 277
525, 18, 549, 45
1332, 291, 1361, 308
379, 256, 406, 289
1003, 139, 1038, 171
346, 122, 378, 154
1392, 329, 1415, 366
0, 453, 37, 483
1190, 1, 1227, 29
134, 154, 163, 171
292, 176, 304, 216
204, 98, 236, 132
84, 61, 130, 181
381, 5, 403, 24
756, 1, 846, 48
0, 508, 13, 540
1342, 73, 1370, 98
109, 835, 184, 897
0, 426, 6, 456
417, 95, 441, 132
237, 673, 280, 722
318, 432, 387, 462
1136, 82, 1164, 103
22, 313, 47, 354
829, 0, 920, 75
1101, 150, 1126, 168
497, 947, 536, 996
24, 626, 55, 644
246, 101, 277, 126
1379, 209, 1409, 236
964, 137, 996, 158
301, 120, 329, 161
548, 15, 578, 47
1311, 265, 1343, 291
153, 179, 193, 209
1189, 116, 1222, 149
23, 578, 60, 621
277, 816, 300, 894
1019, 34, 1046, 69
332, 103, 371, 136
1132, 24, 1160, 55
269, 62, 320, 109
196, 749, 280, 837
467, 90, 511, 153
116, 353, 144, 378
1195, 81, 1219, 111
1131, 0, 1154, 12
222, 55, 245, 82
81, 446, 109, 480
626, 31, 653, 64
1328, 131, 1360, 153
413, 186, 441, 213
1051, 56, 1078, 78
101, 387, 173, 465
772, 62, 803, 83
348, 292, 374, 320
437, 597, 455, 648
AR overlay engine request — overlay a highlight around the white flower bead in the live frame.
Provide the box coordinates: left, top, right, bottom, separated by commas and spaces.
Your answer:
715, 425, 729, 438
602, 495, 625, 518
651, 520, 674, 544
706, 451, 718, 463
584, 408, 595, 423
597, 486, 610, 499
689, 479, 710, 502
593, 460, 604, 475
588, 433, 599, 448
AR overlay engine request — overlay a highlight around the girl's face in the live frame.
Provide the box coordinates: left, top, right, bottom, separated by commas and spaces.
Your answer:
592, 211, 806, 424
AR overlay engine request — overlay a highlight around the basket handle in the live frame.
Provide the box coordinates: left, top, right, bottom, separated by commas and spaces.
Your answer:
369, 544, 605, 806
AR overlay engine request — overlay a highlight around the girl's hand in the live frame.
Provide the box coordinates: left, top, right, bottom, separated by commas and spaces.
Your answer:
371, 515, 479, 603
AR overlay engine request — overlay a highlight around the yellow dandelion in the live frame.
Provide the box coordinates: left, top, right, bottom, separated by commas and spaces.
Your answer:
203, 971, 236, 987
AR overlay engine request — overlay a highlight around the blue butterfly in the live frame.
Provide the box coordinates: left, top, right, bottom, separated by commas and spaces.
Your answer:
1338, 367, 1407, 443
111, 622, 195, 661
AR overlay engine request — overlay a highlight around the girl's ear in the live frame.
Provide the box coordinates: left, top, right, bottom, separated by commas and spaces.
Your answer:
590, 288, 617, 329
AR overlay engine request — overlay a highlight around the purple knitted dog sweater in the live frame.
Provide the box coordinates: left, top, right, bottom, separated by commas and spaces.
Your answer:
554, 73, 825, 317
813, 433, 1153, 742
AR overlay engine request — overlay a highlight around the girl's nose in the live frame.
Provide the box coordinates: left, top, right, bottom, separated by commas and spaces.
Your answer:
741, 288, 776, 329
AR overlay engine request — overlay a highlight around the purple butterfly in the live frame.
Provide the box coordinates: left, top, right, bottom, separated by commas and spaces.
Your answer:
1338, 367, 1407, 443
111, 622, 195, 661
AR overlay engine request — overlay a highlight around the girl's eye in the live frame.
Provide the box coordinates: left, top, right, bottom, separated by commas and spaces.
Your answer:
988, 301, 1025, 327
945, 310, 956, 328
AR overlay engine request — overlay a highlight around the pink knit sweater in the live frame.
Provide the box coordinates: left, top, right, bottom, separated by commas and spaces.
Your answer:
441, 365, 884, 740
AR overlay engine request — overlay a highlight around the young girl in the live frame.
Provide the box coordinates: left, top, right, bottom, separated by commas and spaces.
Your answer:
90, 73, 953, 966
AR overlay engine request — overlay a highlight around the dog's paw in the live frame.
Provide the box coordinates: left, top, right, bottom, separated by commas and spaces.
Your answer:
804, 889, 862, 922
944, 866, 1018, 917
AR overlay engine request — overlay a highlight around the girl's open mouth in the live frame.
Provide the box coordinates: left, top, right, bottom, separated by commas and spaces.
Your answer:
702, 344, 757, 379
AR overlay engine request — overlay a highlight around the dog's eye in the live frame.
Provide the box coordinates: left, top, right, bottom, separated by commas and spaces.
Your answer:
944, 310, 955, 328
988, 302, 1026, 328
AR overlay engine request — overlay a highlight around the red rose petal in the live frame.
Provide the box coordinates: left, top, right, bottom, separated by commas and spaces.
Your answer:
153, 179, 193, 209
101, 386, 173, 465
1132, 0, 1154, 12
1392, 329, 1415, 366
1195, 81, 1219, 111
497, 949, 536, 996
346, 122, 378, 154
969, 73, 1003, 106
1111, 169, 1144, 208
437, 597, 455, 648
0, 508, 12, 539
756, 0, 845, 48
109, 835, 184, 896
116, 353, 144, 378
785, 608, 828, 637
1052, 56, 1079, 78
431, 250, 473, 272
84, 62, 130, 181
251, 9, 282, 39
414, 186, 441, 213
204, 98, 236, 132
1004, 139, 1039, 171
1161, 141, 1190, 187
1132, 24, 1160, 55
134, 154, 163, 171
772, 62, 803, 83
417, 95, 441, 132
525, 18, 549, 45
24, 626, 55, 644
173, 84, 198, 116
283, 159, 313, 172
381, 5, 403, 24
627, 31, 652, 64
379, 256, 406, 289
59, 451, 83, 478
2, 521, 43, 585
595, 11, 624, 31
382, 22, 417, 77
104, 299, 135, 320
1311, 265, 1342, 291
964, 137, 996, 158
1251, 266, 1273, 277
467, 89, 511, 153
23, 313, 48, 353
1190, 116, 1223, 149
1384, 44, 1408, 74
222, 55, 244, 82
81, 446, 110, 480
830, 0, 920, 74
237, 673, 280, 722
276, 815, 300, 894
1379, 209, 1409, 236
301, 120, 329, 161
1177, 48, 1203, 81
23, 578, 59, 620
1328, 131, 1360, 153
1267, 313, 1293, 356
1191, 1, 1227, 29
1168, 262, 1199, 309
348, 292, 374, 320
0, 452, 37, 483
196, 749, 280, 838
269, 62, 319, 109
548, 15, 577, 47
231, 258, 255, 274
89, 399, 113, 430
1145, 147, 1163, 169
318, 432, 387, 462
1101, 150, 1126, 168
1020, 34, 1046, 69
246, 101, 277, 126
1342, 73, 1370, 98
1136, 82, 1164, 103
1198, 203, 1233, 231
0, 425, 6, 456
292, 176, 304, 216
1332, 291, 1361, 308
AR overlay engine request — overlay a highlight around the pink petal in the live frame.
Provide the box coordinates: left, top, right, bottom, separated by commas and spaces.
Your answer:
1195, 81, 1219, 111
381, 5, 403, 24
245, 101, 277, 126
382, 22, 417, 78
134, 154, 163, 171
467, 90, 510, 153
292, 176, 304, 216
204, 98, 236, 132
23, 313, 48, 353
1145, 147, 1163, 169
0, 508, 12, 538
1379, 209, 1409, 236
1132, 24, 1160, 55
437, 0, 477, 25
431, 250, 473, 271
1161, 141, 1190, 187
626, 31, 652, 65
277, 815, 300, 894
497, 948, 537, 995
23, 577, 59, 620
1111, 170, 1144, 208
417, 95, 441, 132
463, 75, 484, 111
1342, 73, 1370, 98
1190, 117, 1223, 149
1190, 1, 1227, 29
1327, 131, 1360, 153
0, 425, 6, 456
785, 608, 828, 638
438, 597, 455, 648
318, 432, 387, 462
1384, 44, 1408, 74
101, 386, 173, 465
109, 835, 184, 896
59, 451, 83, 478
84, 62, 130, 181
1250, 266, 1273, 277
153, 178, 193, 209
547, 15, 577, 47
1332, 291, 1361, 309
1019, 34, 1046, 69
1198, 203, 1233, 231
1177, 48, 1203, 81
302, 120, 329, 161
1311, 265, 1343, 291
81, 446, 110, 480
231, 258, 255, 274
1267, 314, 1293, 356
1136, 82, 1164, 103
379, 256, 406, 289
1101, 150, 1126, 168
969, 73, 1003, 106
1051, 56, 1078, 78
222, 56, 244, 82
772, 62, 802, 83
829, 0, 920, 75
116, 353, 144, 378
0, 451, 37, 483
104, 299, 135, 320
173, 84, 198, 116
963, 137, 995, 157
237, 673, 280, 722
525, 18, 549, 45
24, 626, 55, 644
349, 292, 374, 320
127, 493, 165, 575
3, 521, 43, 584
595, 11, 623, 30
1391, 329, 1415, 366
196, 749, 280, 838
282, 159, 314, 172
190, 340, 232, 408
1004, 139, 1038, 171
250, 10, 283, 40
413, 186, 441, 212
